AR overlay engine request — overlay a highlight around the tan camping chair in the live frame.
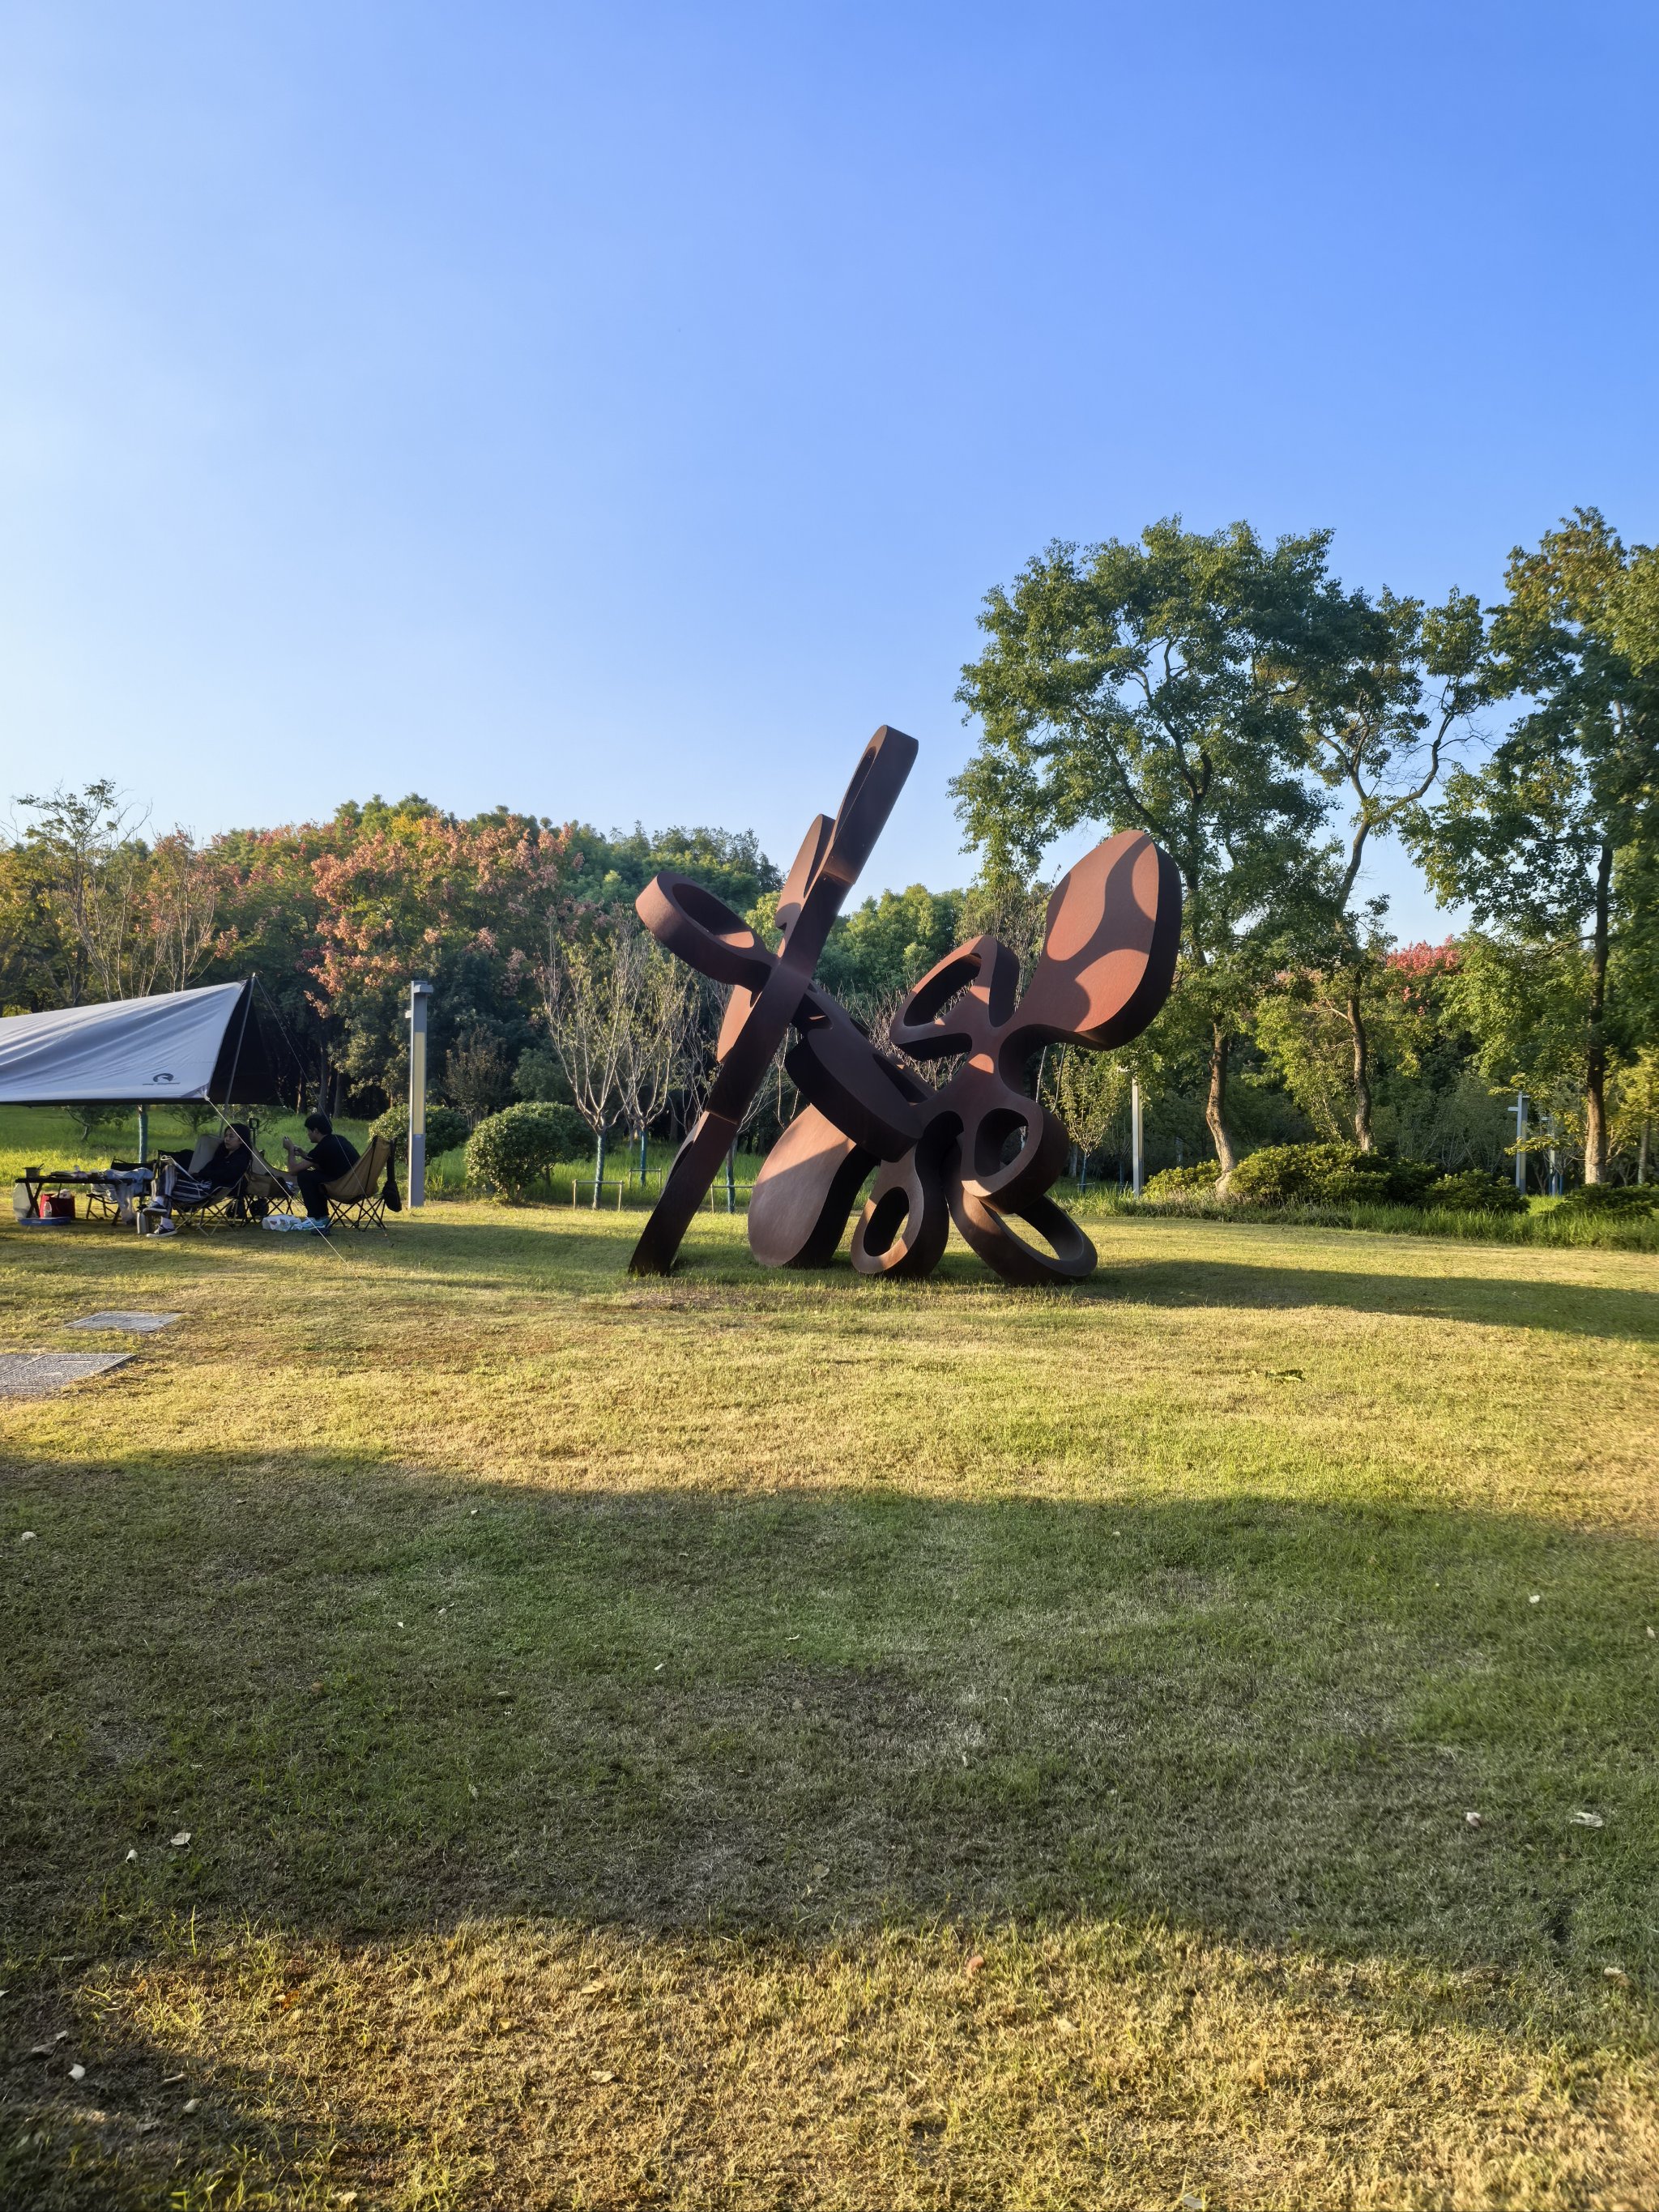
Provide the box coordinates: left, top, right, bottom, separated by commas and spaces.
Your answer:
323, 1135, 395, 1232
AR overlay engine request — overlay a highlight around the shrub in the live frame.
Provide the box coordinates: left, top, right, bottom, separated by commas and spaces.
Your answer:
1425, 1169, 1528, 1215
1227, 1143, 1441, 1208
1555, 1183, 1659, 1217
466, 1102, 590, 1200
1141, 1161, 1221, 1203
372, 1102, 471, 1159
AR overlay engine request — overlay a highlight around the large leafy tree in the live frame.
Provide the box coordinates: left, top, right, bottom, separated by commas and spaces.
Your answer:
1295, 588, 1491, 1148
1406, 510, 1659, 1180
814, 884, 965, 1009
953, 518, 1353, 1177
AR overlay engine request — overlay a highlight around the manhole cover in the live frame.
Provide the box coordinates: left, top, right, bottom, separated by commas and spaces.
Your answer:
0, 1352, 133, 1396
65, 1312, 181, 1333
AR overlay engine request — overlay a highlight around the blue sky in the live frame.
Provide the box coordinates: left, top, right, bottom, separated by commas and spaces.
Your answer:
1, 2, 1654, 936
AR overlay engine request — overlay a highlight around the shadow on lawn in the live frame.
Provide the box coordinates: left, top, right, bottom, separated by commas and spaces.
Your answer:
360, 1211, 1659, 1345
4, 1455, 1657, 2206
1089, 1251, 1659, 1344
6, 1456, 1656, 1966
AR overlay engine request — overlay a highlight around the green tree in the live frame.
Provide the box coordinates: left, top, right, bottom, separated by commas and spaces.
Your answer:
574, 823, 778, 918
953, 518, 1350, 1178
1296, 588, 1491, 1148
1406, 510, 1659, 1180
815, 884, 964, 1007
1043, 1046, 1129, 1190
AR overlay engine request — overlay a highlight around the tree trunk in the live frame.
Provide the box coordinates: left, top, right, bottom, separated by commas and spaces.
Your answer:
591, 1124, 607, 1208
1347, 984, 1373, 1153
1584, 842, 1613, 1184
1206, 1026, 1239, 1183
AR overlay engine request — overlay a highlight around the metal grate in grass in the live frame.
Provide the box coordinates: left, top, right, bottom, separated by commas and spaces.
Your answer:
0, 1350, 133, 1394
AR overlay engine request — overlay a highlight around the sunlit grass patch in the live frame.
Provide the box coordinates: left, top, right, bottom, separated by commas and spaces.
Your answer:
2, 1204, 1656, 2206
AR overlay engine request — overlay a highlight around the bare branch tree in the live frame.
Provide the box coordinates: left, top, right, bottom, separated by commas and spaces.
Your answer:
538, 921, 633, 1204
14, 781, 148, 1004
147, 831, 221, 993
616, 930, 700, 1178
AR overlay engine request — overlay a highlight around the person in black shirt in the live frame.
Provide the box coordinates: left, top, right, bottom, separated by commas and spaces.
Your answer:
198, 1122, 254, 1190
198, 1122, 270, 1217
283, 1111, 359, 1227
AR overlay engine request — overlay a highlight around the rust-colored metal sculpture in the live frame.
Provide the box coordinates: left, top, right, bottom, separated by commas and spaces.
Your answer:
629, 728, 1180, 1283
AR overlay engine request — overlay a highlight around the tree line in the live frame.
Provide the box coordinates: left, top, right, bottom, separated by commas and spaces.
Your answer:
2, 506, 1655, 1187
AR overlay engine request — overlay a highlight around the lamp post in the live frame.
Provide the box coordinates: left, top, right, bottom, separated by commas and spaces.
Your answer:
1131, 1076, 1144, 1198
1512, 1089, 1528, 1196
407, 980, 433, 1207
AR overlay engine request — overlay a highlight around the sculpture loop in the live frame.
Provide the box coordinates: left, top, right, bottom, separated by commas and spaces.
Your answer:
629, 730, 1180, 1283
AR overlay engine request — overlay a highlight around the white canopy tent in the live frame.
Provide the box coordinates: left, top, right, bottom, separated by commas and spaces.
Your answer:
0, 980, 285, 1106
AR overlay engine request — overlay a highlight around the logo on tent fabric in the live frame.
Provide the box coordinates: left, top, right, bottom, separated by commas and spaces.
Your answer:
151, 1072, 177, 1084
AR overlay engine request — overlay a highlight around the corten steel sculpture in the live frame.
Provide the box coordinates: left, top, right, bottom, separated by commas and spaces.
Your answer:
628, 727, 1180, 1285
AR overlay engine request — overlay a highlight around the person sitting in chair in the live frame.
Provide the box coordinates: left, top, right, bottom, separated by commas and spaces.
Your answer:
208, 1123, 271, 1218
201, 1122, 254, 1187
283, 1111, 359, 1230
152, 1121, 258, 1230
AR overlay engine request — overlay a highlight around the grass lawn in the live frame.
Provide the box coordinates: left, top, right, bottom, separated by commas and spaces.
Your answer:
1, 1196, 1656, 2210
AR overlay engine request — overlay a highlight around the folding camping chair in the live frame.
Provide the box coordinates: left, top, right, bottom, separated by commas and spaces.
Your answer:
155, 1126, 276, 1230
322, 1135, 396, 1233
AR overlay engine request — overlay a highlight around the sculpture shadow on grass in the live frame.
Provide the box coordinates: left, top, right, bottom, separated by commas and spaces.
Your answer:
377, 1213, 1659, 1345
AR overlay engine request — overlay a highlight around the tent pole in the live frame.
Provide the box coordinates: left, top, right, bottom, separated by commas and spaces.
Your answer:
138, 1105, 148, 1166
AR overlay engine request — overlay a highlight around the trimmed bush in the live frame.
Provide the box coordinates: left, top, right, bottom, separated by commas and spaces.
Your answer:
372, 1102, 471, 1159
1425, 1169, 1528, 1215
1227, 1143, 1440, 1208
466, 1102, 589, 1200
1141, 1161, 1221, 1203
1556, 1182, 1659, 1217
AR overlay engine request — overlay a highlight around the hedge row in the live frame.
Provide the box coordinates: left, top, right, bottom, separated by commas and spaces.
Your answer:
1143, 1143, 1525, 1213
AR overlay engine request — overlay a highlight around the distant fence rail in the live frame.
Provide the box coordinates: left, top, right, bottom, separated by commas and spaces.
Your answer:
568, 1172, 753, 1212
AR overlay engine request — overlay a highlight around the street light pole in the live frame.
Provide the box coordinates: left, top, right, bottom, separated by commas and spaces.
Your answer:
408, 980, 433, 1207
1512, 1089, 1527, 1196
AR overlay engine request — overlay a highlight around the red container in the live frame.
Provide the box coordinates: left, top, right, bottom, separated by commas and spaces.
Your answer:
40, 1193, 76, 1221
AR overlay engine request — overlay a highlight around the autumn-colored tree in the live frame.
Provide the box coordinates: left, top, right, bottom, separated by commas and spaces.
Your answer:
308, 797, 574, 1095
